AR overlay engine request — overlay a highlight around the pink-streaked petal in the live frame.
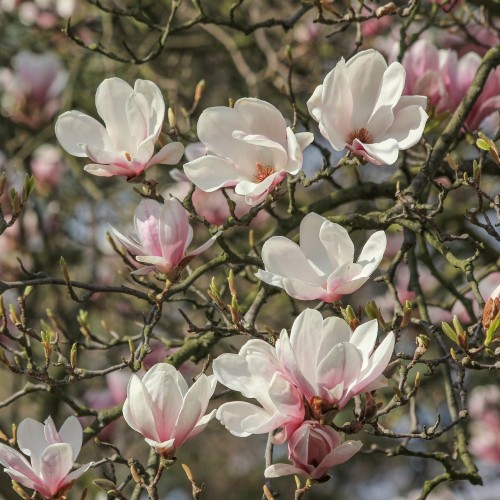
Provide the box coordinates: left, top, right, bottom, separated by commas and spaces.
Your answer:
356, 138, 400, 165
83, 163, 131, 177
39, 443, 74, 496
123, 374, 160, 442
317, 343, 363, 392
110, 226, 144, 256
313, 441, 363, 478
134, 199, 163, 257
264, 464, 305, 478
0, 444, 38, 483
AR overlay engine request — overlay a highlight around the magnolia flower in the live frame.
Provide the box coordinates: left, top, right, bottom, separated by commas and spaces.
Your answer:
0, 50, 68, 128
307, 49, 428, 165
123, 363, 216, 457
111, 197, 218, 276
0, 416, 90, 498
255, 213, 386, 302
401, 39, 445, 109
276, 309, 395, 412
265, 420, 362, 480
439, 50, 500, 131
183, 97, 314, 205
55, 77, 184, 179
213, 340, 305, 444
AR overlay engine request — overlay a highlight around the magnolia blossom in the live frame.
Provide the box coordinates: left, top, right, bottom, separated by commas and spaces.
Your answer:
111, 197, 218, 276
183, 97, 314, 205
123, 363, 216, 457
0, 416, 90, 498
213, 340, 305, 444
439, 51, 500, 131
0, 51, 68, 128
265, 421, 362, 479
307, 49, 428, 165
276, 309, 395, 412
55, 77, 184, 179
401, 39, 445, 109
255, 213, 386, 302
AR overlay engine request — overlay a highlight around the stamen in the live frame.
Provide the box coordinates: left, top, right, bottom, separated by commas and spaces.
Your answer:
346, 127, 374, 145
124, 152, 132, 162
253, 162, 276, 183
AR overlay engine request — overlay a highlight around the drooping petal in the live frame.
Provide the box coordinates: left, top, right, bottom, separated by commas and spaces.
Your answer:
313, 441, 363, 478
216, 401, 275, 437
380, 104, 428, 149
356, 138, 400, 165
83, 163, 132, 177
264, 463, 305, 478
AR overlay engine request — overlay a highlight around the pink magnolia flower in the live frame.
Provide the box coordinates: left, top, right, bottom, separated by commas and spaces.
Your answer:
111, 197, 218, 276
439, 50, 500, 131
213, 340, 305, 445
265, 420, 362, 480
123, 363, 216, 457
55, 77, 184, 179
401, 39, 445, 109
0, 51, 68, 128
307, 49, 428, 165
183, 97, 313, 205
469, 385, 500, 463
30, 144, 66, 191
276, 309, 395, 412
0, 416, 91, 498
255, 213, 386, 302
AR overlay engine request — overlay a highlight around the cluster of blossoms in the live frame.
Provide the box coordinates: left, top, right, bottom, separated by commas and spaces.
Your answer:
1, 39, 498, 498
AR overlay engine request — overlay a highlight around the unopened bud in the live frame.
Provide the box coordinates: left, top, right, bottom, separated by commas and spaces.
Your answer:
414, 371, 422, 388
194, 80, 205, 104
167, 107, 176, 129
228, 270, 237, 298
130, 465, 142, 484
0, 172, 6, 196
11, 481, 30, 500
70, 343, 78, 368
375, 2, 397, 17
60, 257, 70, 282
400, 300, 412, 328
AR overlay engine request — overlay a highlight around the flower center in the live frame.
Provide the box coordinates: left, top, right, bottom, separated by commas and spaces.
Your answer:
124, 151, 132, 162
253, 162, 276, 183
346, 127, 374, 145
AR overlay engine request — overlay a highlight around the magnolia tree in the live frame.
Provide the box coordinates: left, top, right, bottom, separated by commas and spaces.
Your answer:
0, 0, 499, 499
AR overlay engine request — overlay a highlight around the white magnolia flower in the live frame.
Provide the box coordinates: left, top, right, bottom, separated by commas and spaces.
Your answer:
255, 213, 386, 302
213, 339, 305, 445
123, 363, 217, 457
56, 77, 184, 179
0, 416, 90, 499
307, 49, 428, 165
276, 309, 395, 412
183, 97, 314, 205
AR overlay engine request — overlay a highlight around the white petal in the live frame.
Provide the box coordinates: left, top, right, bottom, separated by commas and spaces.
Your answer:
356, 231, 387, 277
58, 416, 82, 461
55, 111, 113, 157
265, 464, 305, 478
183, 155, 243, 192
299, 213, 331, 276
358, 138, 400, 165
380, 104, 428, 149
95, 77, 133, 150
349, 319, 378, 361
319, 221, 355, 269
147, 142, 185, 167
